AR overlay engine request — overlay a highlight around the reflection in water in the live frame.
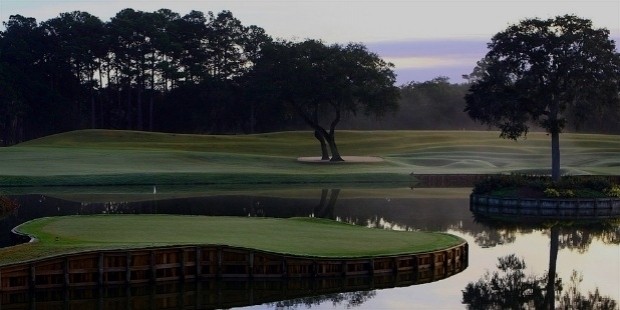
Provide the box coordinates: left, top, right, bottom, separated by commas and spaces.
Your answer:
0, 188, 471, 309
0, 189, 474, 247
2, 188, 619, 309
462, 254, 617, 310
269, 291, 376, 309
1, 272, 439, 309
471, 214, 620, 251
466, 215, 620, 309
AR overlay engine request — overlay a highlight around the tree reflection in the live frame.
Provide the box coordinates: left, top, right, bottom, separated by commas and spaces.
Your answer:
313, 189, 340, 220
463, 214, 620, 309
311, 189, 423, 231
269, 290, 377, 309
471, 215, 620, 251
462, 254, 551, 309
466, 216, 619, 309
558, 271, 618, 310
462, 254, 617, 310
552, 221, 620, 253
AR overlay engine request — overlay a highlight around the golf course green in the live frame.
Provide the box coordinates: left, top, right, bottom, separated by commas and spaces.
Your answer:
0, 129, 619, 186
0, 215, 464, 266
1, 129, 618, 266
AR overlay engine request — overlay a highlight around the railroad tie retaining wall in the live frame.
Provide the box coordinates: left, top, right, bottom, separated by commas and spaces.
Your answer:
470, 194, 620, 218
0, 243, 468, 292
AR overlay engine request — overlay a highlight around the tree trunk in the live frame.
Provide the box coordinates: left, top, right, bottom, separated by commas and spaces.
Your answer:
551, 130, 561, 182
137, 87, 143, 131
149, 94, 154, 132
314, 130, 330, 160
544, 225, 559, 310
327, 107, 343, 162
90, 93, 96, 129
326, 133, 343, 162
290, 100, 335, 160
126, 87, 132, 129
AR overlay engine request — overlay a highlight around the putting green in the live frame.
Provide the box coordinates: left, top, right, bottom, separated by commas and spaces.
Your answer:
1, 215, 464, 266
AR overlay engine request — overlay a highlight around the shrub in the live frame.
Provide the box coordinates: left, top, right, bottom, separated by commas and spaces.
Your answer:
605, 185, 620, 198
561, 189, 575, 198
544, 188, 561, 198
555, 177, 612, 195
472, 175, 619, 198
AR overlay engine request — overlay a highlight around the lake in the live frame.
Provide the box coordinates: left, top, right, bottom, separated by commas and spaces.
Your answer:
1, 186, 618, 309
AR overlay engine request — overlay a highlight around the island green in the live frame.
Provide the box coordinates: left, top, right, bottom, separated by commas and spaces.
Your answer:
0, 215, 463, 266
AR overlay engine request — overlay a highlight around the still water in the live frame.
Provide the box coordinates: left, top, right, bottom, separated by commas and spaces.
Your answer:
0, 187, 618, 309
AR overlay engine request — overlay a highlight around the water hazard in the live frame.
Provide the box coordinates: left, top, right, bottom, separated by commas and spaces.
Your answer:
1, 186, 618, 309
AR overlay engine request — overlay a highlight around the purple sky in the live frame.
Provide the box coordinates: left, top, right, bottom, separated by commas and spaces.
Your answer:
367, 39, 489, 84
2, 1, 619, 85
368, 35, 620, 85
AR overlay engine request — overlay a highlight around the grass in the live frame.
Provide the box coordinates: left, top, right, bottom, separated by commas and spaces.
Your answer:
0, 215, 464, 266
0, 129, 619, 186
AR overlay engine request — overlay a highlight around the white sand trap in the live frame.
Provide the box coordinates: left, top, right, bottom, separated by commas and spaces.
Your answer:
297, 156, 384, 163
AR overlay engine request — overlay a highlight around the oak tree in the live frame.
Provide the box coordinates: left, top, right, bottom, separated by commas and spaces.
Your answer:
464, 15, 620, 181
252, 40, 399, 161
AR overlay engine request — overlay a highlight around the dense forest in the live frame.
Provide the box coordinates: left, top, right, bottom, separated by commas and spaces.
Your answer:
1, 8, 618, 146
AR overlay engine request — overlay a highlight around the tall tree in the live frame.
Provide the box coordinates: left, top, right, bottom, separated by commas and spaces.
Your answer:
0, 15, 73, 143
205, 10, 246, 79
252, 40, 399, 161
464, 15, 620, 181
174, 10, 209, 84
42, 11, 106, 128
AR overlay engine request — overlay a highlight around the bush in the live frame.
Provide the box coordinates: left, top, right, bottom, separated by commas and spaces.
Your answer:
472, 175, 619, 198
605, 185, 620, 198
544, 188, 561, 198
562, 177, 611, 192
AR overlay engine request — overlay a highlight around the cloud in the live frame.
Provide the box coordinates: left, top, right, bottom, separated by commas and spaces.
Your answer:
366, 38, 487, 84
384, 56, 468, 69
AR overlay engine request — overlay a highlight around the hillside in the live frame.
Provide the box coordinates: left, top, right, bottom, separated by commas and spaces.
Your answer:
1, 129, 619, 186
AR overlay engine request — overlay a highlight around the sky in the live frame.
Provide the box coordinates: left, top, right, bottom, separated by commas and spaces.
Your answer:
1, 0, 619, 85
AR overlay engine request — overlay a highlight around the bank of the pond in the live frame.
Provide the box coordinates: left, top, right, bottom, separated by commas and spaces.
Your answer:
1, 215, 464, 267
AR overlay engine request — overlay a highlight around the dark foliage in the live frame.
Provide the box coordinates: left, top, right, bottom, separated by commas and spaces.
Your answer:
1, 11, 619, 147
472, 174, 616, 198
464, 15, 620, 181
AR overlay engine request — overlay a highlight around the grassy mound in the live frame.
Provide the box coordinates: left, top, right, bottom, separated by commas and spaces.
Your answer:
0, 129, 619, 186
0, 215, 464, 266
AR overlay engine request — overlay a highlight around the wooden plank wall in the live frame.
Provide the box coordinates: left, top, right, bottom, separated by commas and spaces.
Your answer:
0, 243, 468, 292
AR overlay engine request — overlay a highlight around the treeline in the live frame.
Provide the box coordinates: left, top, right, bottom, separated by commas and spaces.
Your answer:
341, 76, 620, 133
0, 9, 295, 145
1, 9, 618, 146
341, 77, 484, 130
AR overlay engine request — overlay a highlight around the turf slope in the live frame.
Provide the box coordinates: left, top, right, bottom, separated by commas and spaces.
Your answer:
0, 129, 618, 186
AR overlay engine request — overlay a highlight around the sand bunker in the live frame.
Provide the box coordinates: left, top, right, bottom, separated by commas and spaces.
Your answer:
297, 156, 384, 163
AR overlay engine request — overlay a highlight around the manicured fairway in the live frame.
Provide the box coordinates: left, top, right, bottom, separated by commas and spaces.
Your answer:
0, 215, 464, 266
0, 129, 619, 186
